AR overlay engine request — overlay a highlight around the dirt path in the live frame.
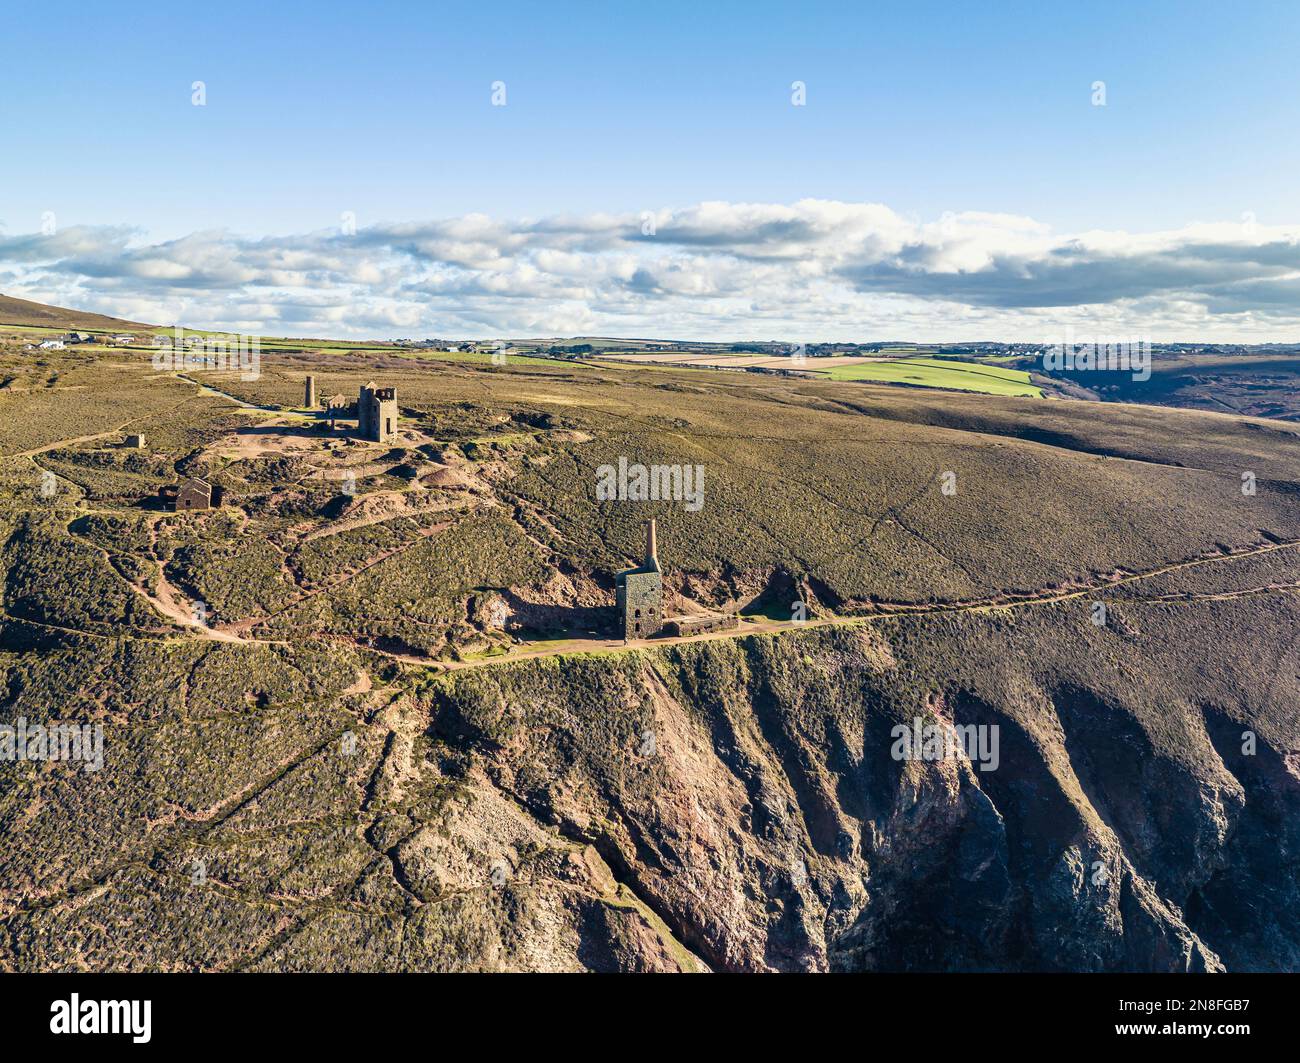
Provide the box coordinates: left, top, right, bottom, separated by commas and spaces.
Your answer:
433, 615, 842, 671
35, 500, 1300, 665
62, 514, 289, 646
391, 535, 1300, 674
854, 535, 1300, 618
217, 519, 457, 636
141, 565, 263, 644
14, 424, 135, 458
176, 374, 281, 413
140, 530, 1300, 662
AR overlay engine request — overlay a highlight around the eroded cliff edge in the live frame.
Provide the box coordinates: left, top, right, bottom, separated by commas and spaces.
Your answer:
5, 592, 1299, 972
414, 592, 1300, 972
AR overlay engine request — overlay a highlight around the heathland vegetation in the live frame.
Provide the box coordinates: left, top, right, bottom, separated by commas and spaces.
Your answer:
3, 315, 1300, 971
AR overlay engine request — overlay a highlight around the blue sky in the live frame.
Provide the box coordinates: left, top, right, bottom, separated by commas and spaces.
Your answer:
3, 1, 1300, 339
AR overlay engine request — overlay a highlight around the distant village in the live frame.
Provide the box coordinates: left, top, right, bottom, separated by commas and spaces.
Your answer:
31, 331, 135, 350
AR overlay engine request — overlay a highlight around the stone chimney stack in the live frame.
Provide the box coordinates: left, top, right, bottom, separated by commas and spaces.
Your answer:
304, 375, 317, 408
646, 518, 658, 569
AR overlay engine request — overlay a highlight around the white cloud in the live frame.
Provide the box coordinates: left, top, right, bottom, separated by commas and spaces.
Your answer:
3, 201, 1300, 340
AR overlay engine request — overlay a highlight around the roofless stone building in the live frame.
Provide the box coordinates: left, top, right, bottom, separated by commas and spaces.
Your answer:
160, 476, 215, 511
302, 380, 396, 439
616, 520, 663, 640
358, 381, 397, 443
615, 519, 738, 642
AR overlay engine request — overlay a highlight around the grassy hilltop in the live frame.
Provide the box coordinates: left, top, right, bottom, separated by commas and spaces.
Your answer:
3, 329, 1300, 971
0, 293, 151, 332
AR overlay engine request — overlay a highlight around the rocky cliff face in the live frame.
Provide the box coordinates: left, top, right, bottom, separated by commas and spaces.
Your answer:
6, 582, 1298, 972
419, 596, 1300, 972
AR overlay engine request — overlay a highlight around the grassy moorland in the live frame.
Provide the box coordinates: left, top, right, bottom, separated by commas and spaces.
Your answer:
3, 329, 1300, 972
0, 293, 150, 332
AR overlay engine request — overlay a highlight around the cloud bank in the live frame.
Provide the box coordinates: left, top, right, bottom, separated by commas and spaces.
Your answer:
3, 201, 1300, 341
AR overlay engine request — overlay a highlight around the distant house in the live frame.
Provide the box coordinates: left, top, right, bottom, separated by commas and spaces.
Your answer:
64, 332, 96, 344
38, 339, 65, 350
110, 334, 136, 344
123, 434, 146, 449
160, 476, 214, 511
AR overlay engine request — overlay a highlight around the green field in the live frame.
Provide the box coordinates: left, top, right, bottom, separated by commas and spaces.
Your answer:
813, 356, 1042, 397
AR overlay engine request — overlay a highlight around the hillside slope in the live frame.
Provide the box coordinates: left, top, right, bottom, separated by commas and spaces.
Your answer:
2, 344, 1299, 971
0, 293, 152, 332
